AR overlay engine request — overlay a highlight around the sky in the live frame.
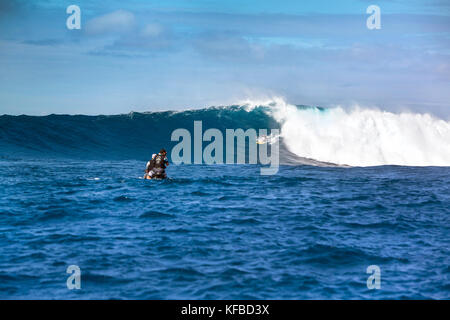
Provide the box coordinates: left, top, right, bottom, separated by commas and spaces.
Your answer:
0, 0, 449, 117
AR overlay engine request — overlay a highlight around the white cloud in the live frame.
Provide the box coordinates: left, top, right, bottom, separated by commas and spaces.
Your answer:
85, 10, 136, 35
141, 23, 164, 37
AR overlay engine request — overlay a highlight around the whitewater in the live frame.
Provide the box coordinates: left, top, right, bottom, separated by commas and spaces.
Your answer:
242, 98, 450, 167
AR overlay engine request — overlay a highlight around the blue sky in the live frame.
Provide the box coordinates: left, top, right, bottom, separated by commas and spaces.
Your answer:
0, 0, 449, 117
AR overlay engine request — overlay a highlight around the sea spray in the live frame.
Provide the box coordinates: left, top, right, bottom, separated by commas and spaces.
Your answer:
252, 99, 450, 167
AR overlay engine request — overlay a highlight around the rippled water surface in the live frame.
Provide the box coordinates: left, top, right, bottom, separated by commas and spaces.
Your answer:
0, 159, 449, 299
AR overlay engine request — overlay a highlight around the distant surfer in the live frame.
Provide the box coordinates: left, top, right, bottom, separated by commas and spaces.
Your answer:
144, 149, 169, 179
256, 135, 269, 145
256, 134, 279, 145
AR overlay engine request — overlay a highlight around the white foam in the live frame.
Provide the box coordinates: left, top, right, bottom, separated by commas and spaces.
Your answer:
244, 98, 450, 166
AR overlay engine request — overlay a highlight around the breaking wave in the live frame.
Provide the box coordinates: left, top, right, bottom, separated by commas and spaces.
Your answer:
1, 98, 449, 166
258, 98, 450, 166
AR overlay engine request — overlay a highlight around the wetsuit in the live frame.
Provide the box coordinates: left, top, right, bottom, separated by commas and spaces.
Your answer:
150, 153, 168, 178
144, 154, 157, 178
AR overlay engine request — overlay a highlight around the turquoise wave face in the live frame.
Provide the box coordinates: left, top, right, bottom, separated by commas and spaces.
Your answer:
0, 106, 279, 161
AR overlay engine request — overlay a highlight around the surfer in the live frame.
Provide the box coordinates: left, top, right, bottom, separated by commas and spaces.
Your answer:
144, 153, 157, 179
145, 149, 169, 179
256, 133, 279, 145
256, 135, 268, 145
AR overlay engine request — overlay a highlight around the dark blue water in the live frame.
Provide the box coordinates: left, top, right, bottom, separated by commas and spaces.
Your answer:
0, 159, 448, 299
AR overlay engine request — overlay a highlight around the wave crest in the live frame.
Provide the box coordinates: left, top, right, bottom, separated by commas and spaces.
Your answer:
256, 99, 450, 166
1, 99, 449, 167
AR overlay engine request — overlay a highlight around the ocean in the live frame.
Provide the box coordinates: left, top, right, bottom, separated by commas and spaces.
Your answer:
0, 102, 449, 299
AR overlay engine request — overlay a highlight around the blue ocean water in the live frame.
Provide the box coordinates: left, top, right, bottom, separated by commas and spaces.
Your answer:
0, 159, 449, 299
